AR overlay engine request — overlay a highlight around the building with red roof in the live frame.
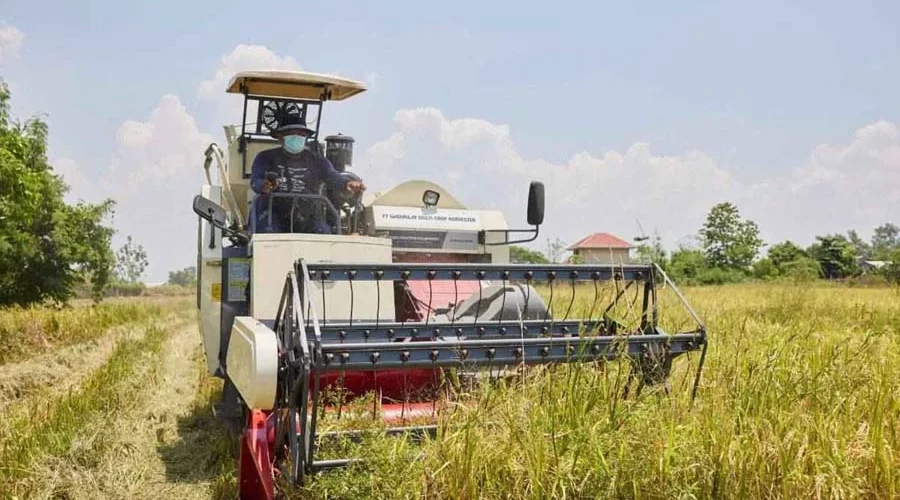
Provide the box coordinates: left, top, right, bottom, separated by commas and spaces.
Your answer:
567, 232, 635, 264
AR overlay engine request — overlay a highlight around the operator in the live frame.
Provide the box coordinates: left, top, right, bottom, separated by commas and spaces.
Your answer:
250, 114, 365, 233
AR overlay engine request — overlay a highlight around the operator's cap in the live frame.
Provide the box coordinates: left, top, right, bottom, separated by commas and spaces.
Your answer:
272, 112, 314, 136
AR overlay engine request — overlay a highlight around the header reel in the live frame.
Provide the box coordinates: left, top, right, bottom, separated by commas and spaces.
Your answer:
254, 260, 708, 490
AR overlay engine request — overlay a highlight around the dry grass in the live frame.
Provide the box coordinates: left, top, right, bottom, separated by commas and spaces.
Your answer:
2, 285, 898, 499
0, 298, 190, 364
153, 341, 243, 499
0, 324, 169, 497
35, 324, 226, 499
0, 297, 195, 498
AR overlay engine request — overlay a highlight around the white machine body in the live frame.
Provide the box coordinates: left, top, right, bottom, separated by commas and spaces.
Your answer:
195, 71, 517, 409
249, 233, 395, 322
226, 317, 278, 410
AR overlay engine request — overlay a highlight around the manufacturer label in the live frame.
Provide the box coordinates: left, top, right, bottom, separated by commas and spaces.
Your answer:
373, 206, 482, 231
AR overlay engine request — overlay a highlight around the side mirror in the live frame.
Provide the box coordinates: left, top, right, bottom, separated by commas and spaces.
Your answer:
193, 195, 228, 230
479, 181, 545, 246
527, 181, 545, 226
193, 195, 250, 247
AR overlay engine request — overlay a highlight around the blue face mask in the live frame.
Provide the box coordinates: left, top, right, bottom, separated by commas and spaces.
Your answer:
283, 135, 307, 154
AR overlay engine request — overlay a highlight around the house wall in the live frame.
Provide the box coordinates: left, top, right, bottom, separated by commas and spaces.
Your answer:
575, 248, 631, 264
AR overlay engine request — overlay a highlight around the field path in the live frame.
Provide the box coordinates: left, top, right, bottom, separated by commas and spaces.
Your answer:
42, 323, 232, 499
100, 323, 209, 499
0, 316, 182, 414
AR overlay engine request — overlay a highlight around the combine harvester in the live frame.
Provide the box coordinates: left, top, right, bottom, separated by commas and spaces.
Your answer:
192, 70, 708, 499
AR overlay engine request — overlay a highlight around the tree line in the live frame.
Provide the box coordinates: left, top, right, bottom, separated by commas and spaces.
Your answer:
512, 201, 899, 286
2, 78, 896, 306
664, 202, 898, 285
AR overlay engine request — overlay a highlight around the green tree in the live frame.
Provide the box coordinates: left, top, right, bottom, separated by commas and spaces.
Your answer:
882, 248, 900, 285
871, 223, 899, 259
847, 230, 871, 259
114, 235, 148, 284
509, 246, 548, 264
0, 80, 116, 305
767, 241, 807, 269
667, 248, 707, 283
807, 234, 858, 279
635, 231, 667, 267
781, 256, 822, 282
167, 266, 197, 287
698, 202, 763, 270
751, 258, 778, 280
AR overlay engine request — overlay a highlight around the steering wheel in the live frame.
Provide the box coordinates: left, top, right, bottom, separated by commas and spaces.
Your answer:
265, 193, 343, 234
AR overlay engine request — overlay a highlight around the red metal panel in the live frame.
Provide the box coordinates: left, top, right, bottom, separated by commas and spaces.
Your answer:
318, 369, 439, 402
239, 410, 275, 500
382, 401, 441, 423
405, 279, 481, 316
392, 251, 483, 318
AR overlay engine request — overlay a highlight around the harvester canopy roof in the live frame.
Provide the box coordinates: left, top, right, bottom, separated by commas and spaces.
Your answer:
226, 71, 367, 101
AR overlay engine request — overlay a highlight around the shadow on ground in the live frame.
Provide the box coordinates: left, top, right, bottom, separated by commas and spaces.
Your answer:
157, 393, 241, 495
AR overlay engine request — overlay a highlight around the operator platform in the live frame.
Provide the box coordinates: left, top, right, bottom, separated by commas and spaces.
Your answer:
249, 113, 366, 234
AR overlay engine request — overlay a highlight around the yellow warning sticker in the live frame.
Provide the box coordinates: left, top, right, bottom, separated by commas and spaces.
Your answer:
211, 283, 222, 302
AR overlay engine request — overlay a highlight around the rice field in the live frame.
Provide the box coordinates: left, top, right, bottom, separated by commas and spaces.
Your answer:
0, 284, 897, 499
284, 284, 900, 499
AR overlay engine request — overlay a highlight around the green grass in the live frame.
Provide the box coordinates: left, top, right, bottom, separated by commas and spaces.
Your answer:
0, 297, 190, 364
285, 284, 900, 499
0, 324, 169, 497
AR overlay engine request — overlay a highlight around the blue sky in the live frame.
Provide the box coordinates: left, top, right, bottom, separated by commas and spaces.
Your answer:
2, 1, 899, 281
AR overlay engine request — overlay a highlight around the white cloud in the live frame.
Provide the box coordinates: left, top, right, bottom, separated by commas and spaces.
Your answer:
795, 120, 900, 196
358, 108, 899, 252
358, 107, 745, 250
198, 44, 301, 99
198, 44, 302, 125
0, 25, 24, 63
87, 95, 214, 280
95, 45, 300, 280
755, 120, 900, 244
109, 94, 213, 189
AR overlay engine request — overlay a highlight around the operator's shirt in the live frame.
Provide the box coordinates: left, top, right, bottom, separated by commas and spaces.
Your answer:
249, 147, 348, 232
